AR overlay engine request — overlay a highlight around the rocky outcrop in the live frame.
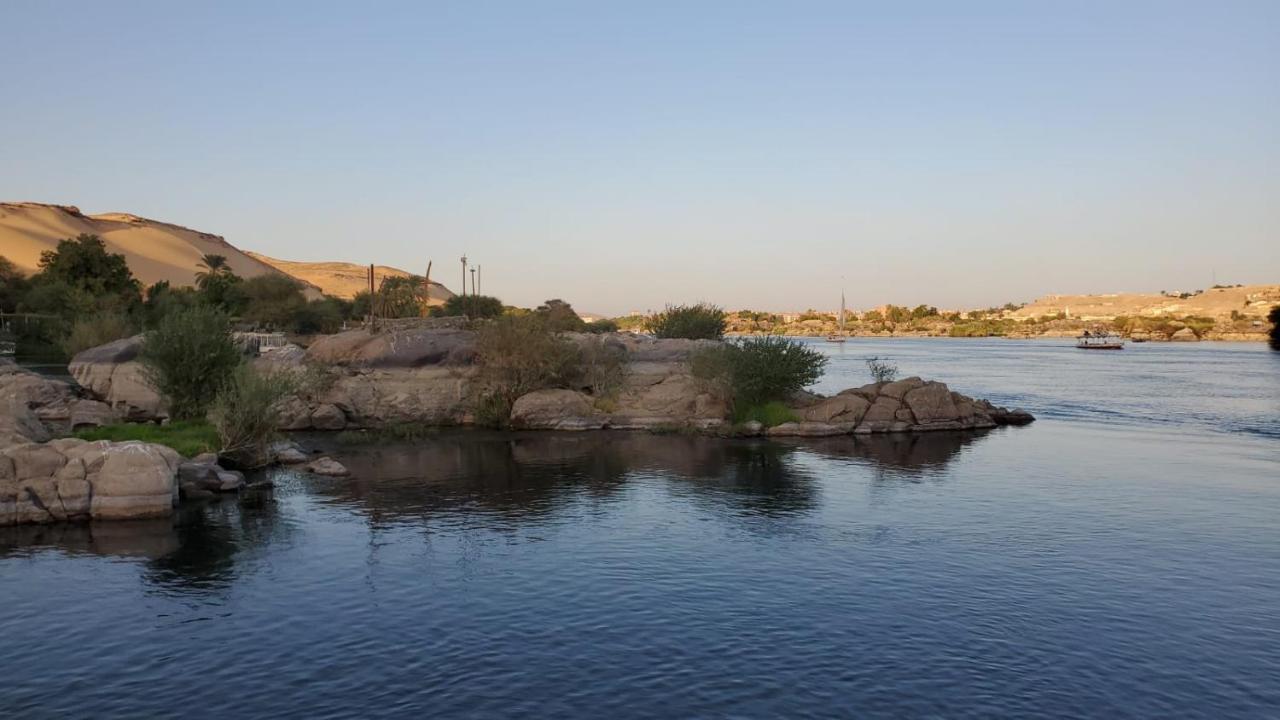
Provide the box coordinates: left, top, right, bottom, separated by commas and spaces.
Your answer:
511, 390, 603, 430
68, 335, 165, 421
782, 377, 1033, 435
0, 362, 114, 449
306, 326, 476, 368
0, 439, 180, 525
64, 329, 1032, 437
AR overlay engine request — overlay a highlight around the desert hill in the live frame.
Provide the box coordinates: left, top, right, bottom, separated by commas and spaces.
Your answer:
246, 252, 454, 302
0, 202, 323, 296
1008, 285, 1279, 322
0, 202, 455, 301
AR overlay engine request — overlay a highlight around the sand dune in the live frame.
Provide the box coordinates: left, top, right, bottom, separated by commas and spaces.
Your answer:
246, 252, 454, 302
0, 202, 455, 301
0, 202, 322, 295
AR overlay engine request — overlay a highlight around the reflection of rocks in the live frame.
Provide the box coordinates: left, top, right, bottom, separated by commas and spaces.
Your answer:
777, 429, 993, 474
308, 429, 989, 526
313, 428, 993, 528
0, 518, 180, 558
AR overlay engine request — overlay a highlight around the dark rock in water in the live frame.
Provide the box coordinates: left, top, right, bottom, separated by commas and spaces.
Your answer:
215, 469, 246, 491
179, 481, 216, 501
993, 408, 1036, 426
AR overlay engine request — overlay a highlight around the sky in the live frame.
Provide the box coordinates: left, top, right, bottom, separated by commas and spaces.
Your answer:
2, 1, 1277, 315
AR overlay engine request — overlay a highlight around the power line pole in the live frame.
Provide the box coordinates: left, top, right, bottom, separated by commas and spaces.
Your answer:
460, 255, 468, 318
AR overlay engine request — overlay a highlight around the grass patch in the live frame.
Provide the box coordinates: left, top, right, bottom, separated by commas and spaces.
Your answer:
74, 420, 219, 457
732, 401, 799, 428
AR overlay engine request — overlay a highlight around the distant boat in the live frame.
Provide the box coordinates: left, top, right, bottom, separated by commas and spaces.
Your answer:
1076, 330, 1125, 350
826, 290, 848, 343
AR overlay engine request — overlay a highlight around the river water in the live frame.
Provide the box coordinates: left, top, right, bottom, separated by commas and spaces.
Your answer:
2, 339, 1278, 718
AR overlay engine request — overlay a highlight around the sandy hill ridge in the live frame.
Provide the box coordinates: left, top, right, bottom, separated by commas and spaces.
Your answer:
0, 201, 322, 295
246, 252, 454, 302
1009, 285, 1279, 321
0, 202, 455, 301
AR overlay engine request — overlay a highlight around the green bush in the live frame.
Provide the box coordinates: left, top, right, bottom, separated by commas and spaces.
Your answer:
239, 274, 306, 329
949, 319, 1017, 337
865, 356, 898, 383
140, 305, 242, 420
691, 336, 827, 409
647, 303, 726, 339
471, 315, 582, 426
535, 299, 587, 331
209, 363, 299, 468
75, 420, 219, 457
61, 312, 135, 357
577, 335, 626, 397
733, 401, 799, 428
436, 294, 505, 318
584, 318, 619, 333
291, 298, 347, 334
0, 256, 29, 313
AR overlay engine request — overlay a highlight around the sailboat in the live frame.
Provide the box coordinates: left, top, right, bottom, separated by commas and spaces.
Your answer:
825, 291, 848, 343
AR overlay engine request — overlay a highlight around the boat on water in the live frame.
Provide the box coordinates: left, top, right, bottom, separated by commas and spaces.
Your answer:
825, 290, 848, 343
1076, 330, 1125, 350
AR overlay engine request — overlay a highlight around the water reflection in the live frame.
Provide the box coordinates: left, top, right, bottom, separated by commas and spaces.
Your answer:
312, 428, 992, 522
0, 488, 293, 596
142, 495, 295, 593
1, 429, 991, 589
781, 428, 994, 477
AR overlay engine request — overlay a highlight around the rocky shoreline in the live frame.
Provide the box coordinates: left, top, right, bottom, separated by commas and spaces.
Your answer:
1, 327, 1035, 525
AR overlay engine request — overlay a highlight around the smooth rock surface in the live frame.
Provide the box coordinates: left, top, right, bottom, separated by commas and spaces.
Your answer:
1, 440, 178, 525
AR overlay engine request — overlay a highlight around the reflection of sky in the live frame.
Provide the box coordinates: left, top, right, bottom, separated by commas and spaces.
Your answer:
3, 417, 1280, 716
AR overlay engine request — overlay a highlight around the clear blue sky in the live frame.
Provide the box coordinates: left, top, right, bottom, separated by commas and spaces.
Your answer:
3, 1, 1276, 314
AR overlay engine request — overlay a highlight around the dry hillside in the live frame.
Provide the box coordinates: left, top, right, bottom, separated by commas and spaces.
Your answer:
1009, 285, 1280, 321
246, 252, 454, 302
0, 202, 322, 296
0, 202, 456, 301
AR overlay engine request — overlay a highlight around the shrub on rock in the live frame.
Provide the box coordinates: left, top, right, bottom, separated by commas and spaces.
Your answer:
139, 305, 241, 420
646, 303, 726, 340
691, 336, 827, 412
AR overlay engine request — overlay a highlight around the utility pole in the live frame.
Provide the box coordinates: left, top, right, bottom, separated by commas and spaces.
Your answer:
460, 255, 468, 318
423, 260, 433, 317
367, 263, 375, 327
477, 265, 482, 296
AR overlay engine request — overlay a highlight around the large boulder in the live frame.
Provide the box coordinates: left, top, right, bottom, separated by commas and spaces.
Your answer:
1169, 327, 1199, 342
798, 394, 870, 424
1, 364, 77, 446
306, 327, 476, 368
902, 382, 961, 425
309, 403, 347, 430
69, 335, 165, 420
612, 374, 726, 421
0, 401, 51, 450
1, 440, 179, 525
787, 379, 1032, 435
510, 389, 603, 430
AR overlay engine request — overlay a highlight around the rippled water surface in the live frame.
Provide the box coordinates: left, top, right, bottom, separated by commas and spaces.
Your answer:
3, 339, 1278, 718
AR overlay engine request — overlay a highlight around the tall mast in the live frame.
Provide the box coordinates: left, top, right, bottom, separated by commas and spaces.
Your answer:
839, 290, 846, 331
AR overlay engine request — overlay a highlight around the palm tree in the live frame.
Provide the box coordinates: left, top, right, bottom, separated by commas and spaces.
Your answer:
195, 254, 230, 290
